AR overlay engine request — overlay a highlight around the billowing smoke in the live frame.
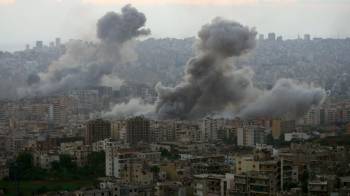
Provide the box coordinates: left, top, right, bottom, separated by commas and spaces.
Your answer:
155, 18, 258, 119
103, 98, 155, 118
19, 4, 150, 96
97, 5, 150, 43
238, 79, 326, 119
155, 17, 325, 120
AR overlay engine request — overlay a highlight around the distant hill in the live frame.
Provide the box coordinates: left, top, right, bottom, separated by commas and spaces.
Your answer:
0, 37, 350, 99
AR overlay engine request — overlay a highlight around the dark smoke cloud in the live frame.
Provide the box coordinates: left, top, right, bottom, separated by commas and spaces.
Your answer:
97, 5, 150, 43
19, 4, 149, 96
197, 18, 256, 57
156, 18, 258, 119
155, 17, 325, 120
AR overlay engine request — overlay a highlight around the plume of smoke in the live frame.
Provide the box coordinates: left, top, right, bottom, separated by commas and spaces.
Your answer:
97, 5, 150, 43
156, 18, 258, 119
101, 75, 124, 90
156, 17, 325, 120
238, 79, 326, 119
103, 98, 155, 118
19, 4, 150, 96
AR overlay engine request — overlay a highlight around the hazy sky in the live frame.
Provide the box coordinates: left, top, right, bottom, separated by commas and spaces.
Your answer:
0, 0, 349, 51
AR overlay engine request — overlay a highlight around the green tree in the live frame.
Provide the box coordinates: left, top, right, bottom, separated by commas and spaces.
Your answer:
9, 152, 34, 180
150, 165, 160, 181
160, 148, 180, 160
83, 152, 105, 177
59, 154, 76, 169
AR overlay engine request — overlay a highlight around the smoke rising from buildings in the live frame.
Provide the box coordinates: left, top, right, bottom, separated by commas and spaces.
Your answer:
18, 4, 150, 96
26, 73, 40, 86
238, 79, 326, 119
155, 17, 326, 120
103, 98, 155, 118
13, 5, 325, 120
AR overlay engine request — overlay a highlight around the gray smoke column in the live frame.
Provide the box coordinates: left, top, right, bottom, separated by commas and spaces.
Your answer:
97, 5, 150, 43
238, 79, 326, 119
156, 17, 325, 120
156, 18, 258, 119
19, 4, 150, 96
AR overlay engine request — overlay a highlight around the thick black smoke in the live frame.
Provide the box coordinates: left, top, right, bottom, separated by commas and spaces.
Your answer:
155, 17, 325, 120
19, 4, 150, 96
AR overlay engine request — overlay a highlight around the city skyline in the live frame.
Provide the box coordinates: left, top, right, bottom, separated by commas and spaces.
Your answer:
1, 1, 350, 195
1, 0, 350, 51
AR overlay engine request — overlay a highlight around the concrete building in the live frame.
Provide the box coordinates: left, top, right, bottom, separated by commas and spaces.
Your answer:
308, 181, 328, 196
237, 126, 266, 147
126, 116, 150, 145
33, 152, 60, 169
98, 181, 153, 196
259, 34, 265, 41
35, 40, 43, 49
92, 138, 129, 152
60, 141, 91, 167
137, 151, 161, 163
272, 119, 295, 140
233, 171, 276, 195
0, 159, 8, 180
299, 107, 321, 126
105, 149, 153, 184
193, 173, 234, 196
154, 181, 186, 196
339, 176, 350, 196
324, 106, 338, 124
111, 120, 126, 141
85, 119, 111, 145
304, 34, 311, 41
55, 37, 61, 46
235, 156, 259, 175
175, 122, 201, 143
201, 117, 224, 142
150, 120, 176, 142
268, 33, 276, 41
235, 155, 294, 192
0, 112, 9, 131
284, 132, 310, 142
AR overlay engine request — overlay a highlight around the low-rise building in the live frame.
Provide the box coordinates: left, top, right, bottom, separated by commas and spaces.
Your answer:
33, 151, 60, 169
233, 171, 276, 195
154, 181, 186, 196
105, 149, 154, 185
339, 176, 350, 196
193, 173, 234, 196
308, 180, 329, 196
59, 141, 91, 166
0, 159, 8, 179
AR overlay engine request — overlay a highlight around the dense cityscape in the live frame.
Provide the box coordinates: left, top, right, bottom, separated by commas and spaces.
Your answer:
1, 2, 350, 196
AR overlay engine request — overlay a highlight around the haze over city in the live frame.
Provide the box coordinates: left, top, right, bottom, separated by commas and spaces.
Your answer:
1, 0, 350, 51
0, 0, 350, 195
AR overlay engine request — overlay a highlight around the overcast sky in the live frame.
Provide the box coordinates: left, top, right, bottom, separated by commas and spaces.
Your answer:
0, 0, 349, 51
